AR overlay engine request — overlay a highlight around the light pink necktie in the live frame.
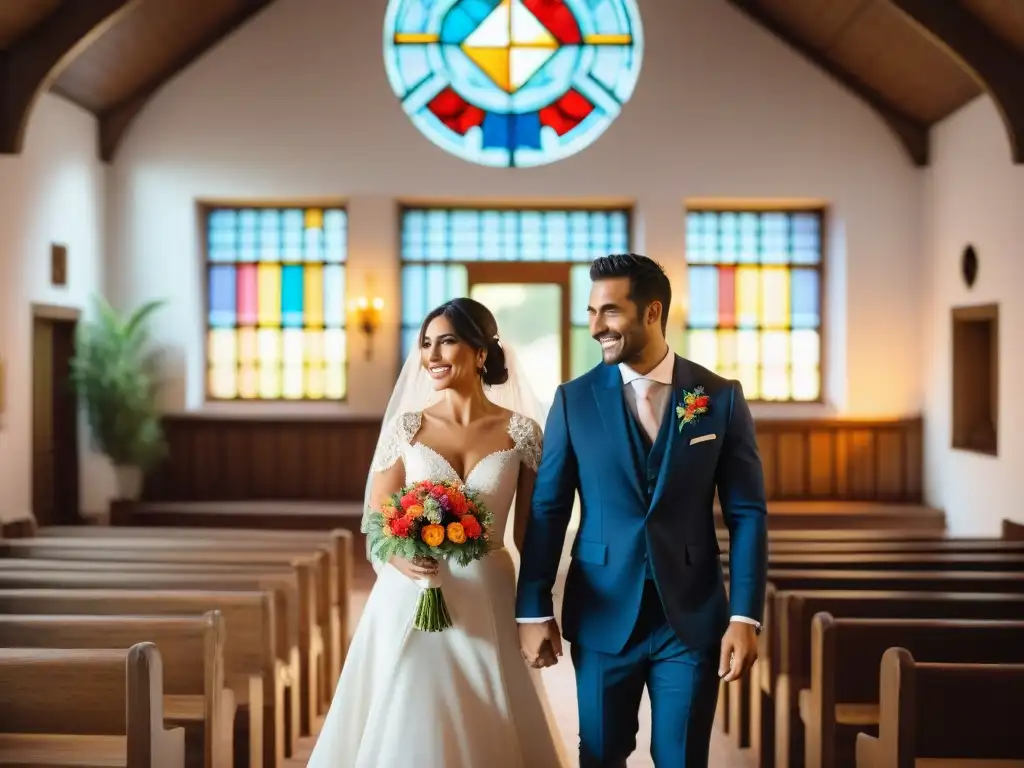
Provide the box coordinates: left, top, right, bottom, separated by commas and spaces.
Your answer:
633, 379, 661, 443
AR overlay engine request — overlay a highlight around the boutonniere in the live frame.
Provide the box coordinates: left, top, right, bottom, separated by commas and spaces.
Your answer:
676, 386, 710, 432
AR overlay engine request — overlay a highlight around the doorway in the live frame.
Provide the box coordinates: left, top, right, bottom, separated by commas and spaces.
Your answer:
468, 263, 572, 410
32, 310, 81, 526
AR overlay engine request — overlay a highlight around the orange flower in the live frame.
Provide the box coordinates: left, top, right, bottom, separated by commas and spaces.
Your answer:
446, 522, 467, 544
421, 524, 445, 547
381, 504, 399, 520
405, 504, 425, 519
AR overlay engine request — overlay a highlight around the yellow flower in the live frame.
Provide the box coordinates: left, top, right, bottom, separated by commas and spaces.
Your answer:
405, 504, 425, 519
446, 522, 467, 544
421, 524, 445, 547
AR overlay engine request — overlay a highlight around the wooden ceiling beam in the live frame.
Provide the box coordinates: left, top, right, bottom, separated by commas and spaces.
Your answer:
888, 0, 1024, 163
726, 0, 929, 166
98, 0, 276, 163
0, 0, 138, 156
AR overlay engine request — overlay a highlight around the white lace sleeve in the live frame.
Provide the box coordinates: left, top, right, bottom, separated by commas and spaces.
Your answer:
510, 412, 543, 472
370, 412, 420, 473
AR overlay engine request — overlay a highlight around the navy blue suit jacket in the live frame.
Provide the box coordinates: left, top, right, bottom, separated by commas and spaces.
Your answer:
515, 355, 768, 655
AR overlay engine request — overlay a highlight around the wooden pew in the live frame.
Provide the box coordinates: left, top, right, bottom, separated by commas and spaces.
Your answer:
1004, 518, 1024, 541
729, 567, 1024, 756
0, 612, 234, 768
726, 551, 1024, 571
718, 529, 951, 542
0, 588, 282, 768
2, 533, 344, 710
856, 648, 1024, 767
0, 643, 184, 767
0, 539, 327, 730
752, 539, 1024, 554
22, 525, 354, 691
804, 615, 1024, 768
761, 589, 1024, 768
0, 564, 307, 753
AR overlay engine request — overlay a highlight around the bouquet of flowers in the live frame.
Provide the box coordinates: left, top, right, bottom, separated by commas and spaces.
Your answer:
364, 479, 492, 631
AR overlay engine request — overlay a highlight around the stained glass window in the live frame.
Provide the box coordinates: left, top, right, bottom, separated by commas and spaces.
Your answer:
383, 0, 644, 168
205, 206, 348, 401
685, 209, 823, 402
400, 207, 629, 375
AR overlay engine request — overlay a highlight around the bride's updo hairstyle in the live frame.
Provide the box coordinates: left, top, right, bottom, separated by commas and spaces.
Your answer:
420, 297, 509, 387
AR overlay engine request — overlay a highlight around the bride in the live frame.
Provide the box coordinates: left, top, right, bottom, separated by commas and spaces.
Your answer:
307, 297, 570, 767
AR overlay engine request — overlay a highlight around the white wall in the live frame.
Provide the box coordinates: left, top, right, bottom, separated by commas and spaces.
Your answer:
0, 93, 110, 523
922, 95, 1024, 534
107, 0, 925, 423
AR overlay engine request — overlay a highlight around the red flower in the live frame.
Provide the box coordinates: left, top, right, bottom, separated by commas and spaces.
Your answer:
693, 395, 710, 409
460, 514, 482, 539
399, 492, 420, 511
445, 489, 469, 516
389, 516, 412, 538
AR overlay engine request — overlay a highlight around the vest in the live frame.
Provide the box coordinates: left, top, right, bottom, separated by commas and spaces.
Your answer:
622, 387, 674, 580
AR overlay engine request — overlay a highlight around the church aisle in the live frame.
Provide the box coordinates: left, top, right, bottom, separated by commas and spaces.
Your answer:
288, 561, 756, 767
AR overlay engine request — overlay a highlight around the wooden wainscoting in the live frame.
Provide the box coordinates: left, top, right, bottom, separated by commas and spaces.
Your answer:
757, 417, 922, 502
141, 414, 923, 504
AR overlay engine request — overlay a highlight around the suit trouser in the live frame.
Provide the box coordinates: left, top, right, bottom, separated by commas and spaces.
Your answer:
571, 582, 720, 767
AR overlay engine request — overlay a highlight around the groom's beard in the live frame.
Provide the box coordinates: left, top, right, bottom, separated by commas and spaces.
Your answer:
595, 329, 646, 366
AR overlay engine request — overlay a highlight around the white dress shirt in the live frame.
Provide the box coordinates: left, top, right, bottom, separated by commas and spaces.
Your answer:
518, 348, 759, 630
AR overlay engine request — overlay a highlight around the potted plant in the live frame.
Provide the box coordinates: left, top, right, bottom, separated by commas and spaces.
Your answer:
69, 295, 167, 500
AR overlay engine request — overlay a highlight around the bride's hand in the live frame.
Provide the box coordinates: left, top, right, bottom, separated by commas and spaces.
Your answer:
389, 554, 439, 581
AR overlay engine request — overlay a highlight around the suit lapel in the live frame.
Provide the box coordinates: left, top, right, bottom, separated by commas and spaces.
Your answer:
649, 355, 696, 511
591, 364, 644, 500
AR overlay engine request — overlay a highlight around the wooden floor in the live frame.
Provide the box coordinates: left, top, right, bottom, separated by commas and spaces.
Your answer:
286, 559, 756, 768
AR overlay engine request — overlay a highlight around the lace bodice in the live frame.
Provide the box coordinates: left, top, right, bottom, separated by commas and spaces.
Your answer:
371, 411, 544, 546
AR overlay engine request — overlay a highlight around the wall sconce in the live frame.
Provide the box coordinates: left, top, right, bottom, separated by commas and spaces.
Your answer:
352, 296, 384, 361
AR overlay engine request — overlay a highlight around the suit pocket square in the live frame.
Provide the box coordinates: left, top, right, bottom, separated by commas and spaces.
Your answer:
689, 433, 716, 446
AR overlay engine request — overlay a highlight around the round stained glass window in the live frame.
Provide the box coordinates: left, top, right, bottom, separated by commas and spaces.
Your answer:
383, 0, 644, 168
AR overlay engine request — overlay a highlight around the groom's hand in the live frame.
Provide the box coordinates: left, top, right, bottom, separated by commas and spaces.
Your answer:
719, 620, 758, 682
519, 620, 563, 668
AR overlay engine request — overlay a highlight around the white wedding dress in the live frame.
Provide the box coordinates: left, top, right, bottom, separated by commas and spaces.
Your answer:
307, 410, 570, 768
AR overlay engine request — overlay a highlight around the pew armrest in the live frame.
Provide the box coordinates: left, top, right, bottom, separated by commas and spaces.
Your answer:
855, 732, 880, 768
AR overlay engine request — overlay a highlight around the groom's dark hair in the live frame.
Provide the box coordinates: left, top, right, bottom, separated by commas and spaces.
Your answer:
590, 253, 671, 333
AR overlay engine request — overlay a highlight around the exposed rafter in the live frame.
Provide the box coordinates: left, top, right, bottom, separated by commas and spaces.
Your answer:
98, 0, 276, 163
888, 0, 1024, 163
725, 0, 930, 166
0, 0, 138, 156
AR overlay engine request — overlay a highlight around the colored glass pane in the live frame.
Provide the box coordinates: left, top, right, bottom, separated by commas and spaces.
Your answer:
208, 265, 236, 328
735, 266, 760, 328
204, 206, 348, 400
790, 268, 819, 328
688, 265, 718, 329
257, 264, 281, 327
686, 330, 718, 370
384, 0, 643, 168
685, 209, 823, 401
570, 265, 592, 325
304, 265, 324, 327
761, 267, 789, 329
281, 265, 304, 328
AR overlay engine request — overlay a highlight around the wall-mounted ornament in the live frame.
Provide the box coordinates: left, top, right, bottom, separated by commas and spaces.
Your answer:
382, 0, 644, 168
51, 243, 67, 287
961, 244, 978, 288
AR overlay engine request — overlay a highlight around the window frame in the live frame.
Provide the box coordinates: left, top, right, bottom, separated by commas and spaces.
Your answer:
199, 199, 350, 403
683, 204, 827, 404
397, 203, 634, 374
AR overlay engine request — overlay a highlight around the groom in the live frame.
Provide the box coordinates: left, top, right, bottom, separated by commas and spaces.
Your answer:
516, 253, 768, 767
